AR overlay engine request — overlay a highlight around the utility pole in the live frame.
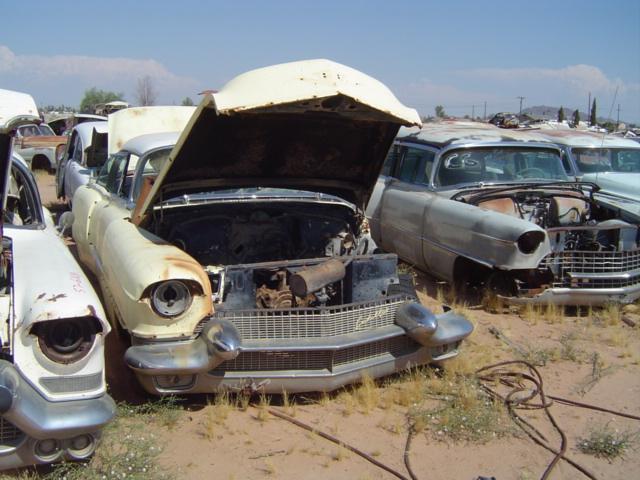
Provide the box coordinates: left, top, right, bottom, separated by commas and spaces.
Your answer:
483, 101, 487, 120
588, 92, 591, 120
516, 96, 525, 115
617, 104, 621, 128
471, 105, 475, 119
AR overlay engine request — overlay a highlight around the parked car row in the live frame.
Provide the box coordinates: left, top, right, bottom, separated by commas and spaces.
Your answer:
1, 60, 476, 469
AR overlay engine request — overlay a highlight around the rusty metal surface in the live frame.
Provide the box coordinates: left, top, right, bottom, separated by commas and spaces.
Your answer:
397, 121, 556, 147
537, 128, 640, 148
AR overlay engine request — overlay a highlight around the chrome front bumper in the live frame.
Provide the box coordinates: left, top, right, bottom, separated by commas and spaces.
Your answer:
125, 302, 474, 395
0, 361, 116, 470
507, 282, 640, 306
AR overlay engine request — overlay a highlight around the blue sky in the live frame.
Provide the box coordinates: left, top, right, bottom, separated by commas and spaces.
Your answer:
1, 0, 639, 121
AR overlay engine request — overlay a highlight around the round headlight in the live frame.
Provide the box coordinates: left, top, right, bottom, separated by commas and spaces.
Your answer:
151, 280, 192, 317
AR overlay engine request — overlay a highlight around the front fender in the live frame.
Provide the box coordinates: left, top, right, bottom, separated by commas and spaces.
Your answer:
424, 196, 550, 272
99, 219, 213, 339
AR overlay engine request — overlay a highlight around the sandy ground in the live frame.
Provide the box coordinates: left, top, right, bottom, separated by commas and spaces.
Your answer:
36, 172, 640, 480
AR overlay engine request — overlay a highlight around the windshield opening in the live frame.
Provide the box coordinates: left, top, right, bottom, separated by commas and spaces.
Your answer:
436, 147, 567, 187
572, 148, 640, 173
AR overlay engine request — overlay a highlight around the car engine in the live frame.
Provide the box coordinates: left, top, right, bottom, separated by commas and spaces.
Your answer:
149, 200, 397, 310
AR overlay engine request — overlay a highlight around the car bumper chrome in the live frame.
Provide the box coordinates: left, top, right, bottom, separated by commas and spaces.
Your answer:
125, 302, 474, 395
0, 360, 116, 470
506, 283, 640, 306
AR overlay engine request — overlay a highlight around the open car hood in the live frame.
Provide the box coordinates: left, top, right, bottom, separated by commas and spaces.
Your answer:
137, 59, 420, 223
108, 106, 196, 155
0, 89, 40, 232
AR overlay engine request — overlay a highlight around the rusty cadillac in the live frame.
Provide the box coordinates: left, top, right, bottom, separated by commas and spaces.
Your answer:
0, 89, 114, 469
366, 121, 640, 306
68, 59, 473, 395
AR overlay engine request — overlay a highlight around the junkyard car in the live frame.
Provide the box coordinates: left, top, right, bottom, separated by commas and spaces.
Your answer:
366, 121, 640, 305
56, 107, 195, 205
12, 119, 67, 171
47, 113, 106, 136
56, 121, 108, 205
69, 59, 473, 395
0, 89, 115, 469
537, 129, 640, 202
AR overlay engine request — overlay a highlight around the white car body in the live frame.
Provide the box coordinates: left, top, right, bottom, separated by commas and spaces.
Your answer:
0, 89, 114, 470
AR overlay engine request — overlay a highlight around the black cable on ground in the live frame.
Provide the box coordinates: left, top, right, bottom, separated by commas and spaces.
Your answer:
476, 360, 597, 480
263, 405, 410, 480
258, 358, 639, 480
403, 425, 419, 480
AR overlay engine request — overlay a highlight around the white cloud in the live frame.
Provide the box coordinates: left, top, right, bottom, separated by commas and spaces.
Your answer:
0, 45, 200, 105
396, 64, 639, 121
459, 64, 639, 96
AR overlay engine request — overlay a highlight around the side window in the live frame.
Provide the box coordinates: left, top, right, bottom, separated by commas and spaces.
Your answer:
96, 153, 128, 195
412, 148, 436, 185
132, 148, 171, 202
5, 163, 41, 226
397, 146, 422, 183
66, 132, 77, 161
72, 135, 83, 163
381, 145, 399, 176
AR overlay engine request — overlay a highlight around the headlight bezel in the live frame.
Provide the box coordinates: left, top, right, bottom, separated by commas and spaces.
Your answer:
150, 280, 193, 318
32, 317, 101, 364
517, 231, 545, 254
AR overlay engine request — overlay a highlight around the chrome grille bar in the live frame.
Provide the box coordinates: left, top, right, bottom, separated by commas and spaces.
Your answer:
540, 249, 640, 288
198, 297, 407, 340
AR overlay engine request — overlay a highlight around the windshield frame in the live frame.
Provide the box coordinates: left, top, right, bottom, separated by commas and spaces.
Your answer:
433, 143, 568, 190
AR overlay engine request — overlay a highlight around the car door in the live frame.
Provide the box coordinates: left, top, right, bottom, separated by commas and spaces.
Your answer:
63, 132, 86, 201
72, 152, 131, 276
377, 143, 436, 268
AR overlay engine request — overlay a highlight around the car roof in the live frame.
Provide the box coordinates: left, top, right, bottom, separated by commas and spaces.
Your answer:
535, 129, 640, 149
396, 121, 556, 148
121, 132, 181, 157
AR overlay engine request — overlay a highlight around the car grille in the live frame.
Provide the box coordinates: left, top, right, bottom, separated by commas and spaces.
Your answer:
198, 297, 407, 340
210, 336, 421, 373
540, 249, 640, 289
39, 372, 103, 394
0, 417, 23, 445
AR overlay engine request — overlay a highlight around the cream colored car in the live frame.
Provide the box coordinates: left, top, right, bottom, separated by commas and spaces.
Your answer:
69, 60, 474, 395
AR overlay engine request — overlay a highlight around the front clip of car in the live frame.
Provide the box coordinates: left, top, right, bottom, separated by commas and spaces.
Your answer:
124, 297, 473, 395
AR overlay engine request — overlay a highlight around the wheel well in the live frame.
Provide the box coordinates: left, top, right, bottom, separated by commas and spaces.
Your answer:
453, 256, 492, 286
31, 154, 51, 171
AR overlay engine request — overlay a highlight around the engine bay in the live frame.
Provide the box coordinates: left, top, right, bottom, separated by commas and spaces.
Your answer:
149, 201, 394, 310
466, 189, 639, 253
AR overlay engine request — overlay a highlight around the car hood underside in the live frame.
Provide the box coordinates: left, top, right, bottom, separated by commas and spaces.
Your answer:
137, 60, 421, 224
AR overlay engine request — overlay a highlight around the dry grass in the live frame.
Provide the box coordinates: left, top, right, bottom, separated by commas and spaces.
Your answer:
202, 392, 233, 440
409, 370, 513, 442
